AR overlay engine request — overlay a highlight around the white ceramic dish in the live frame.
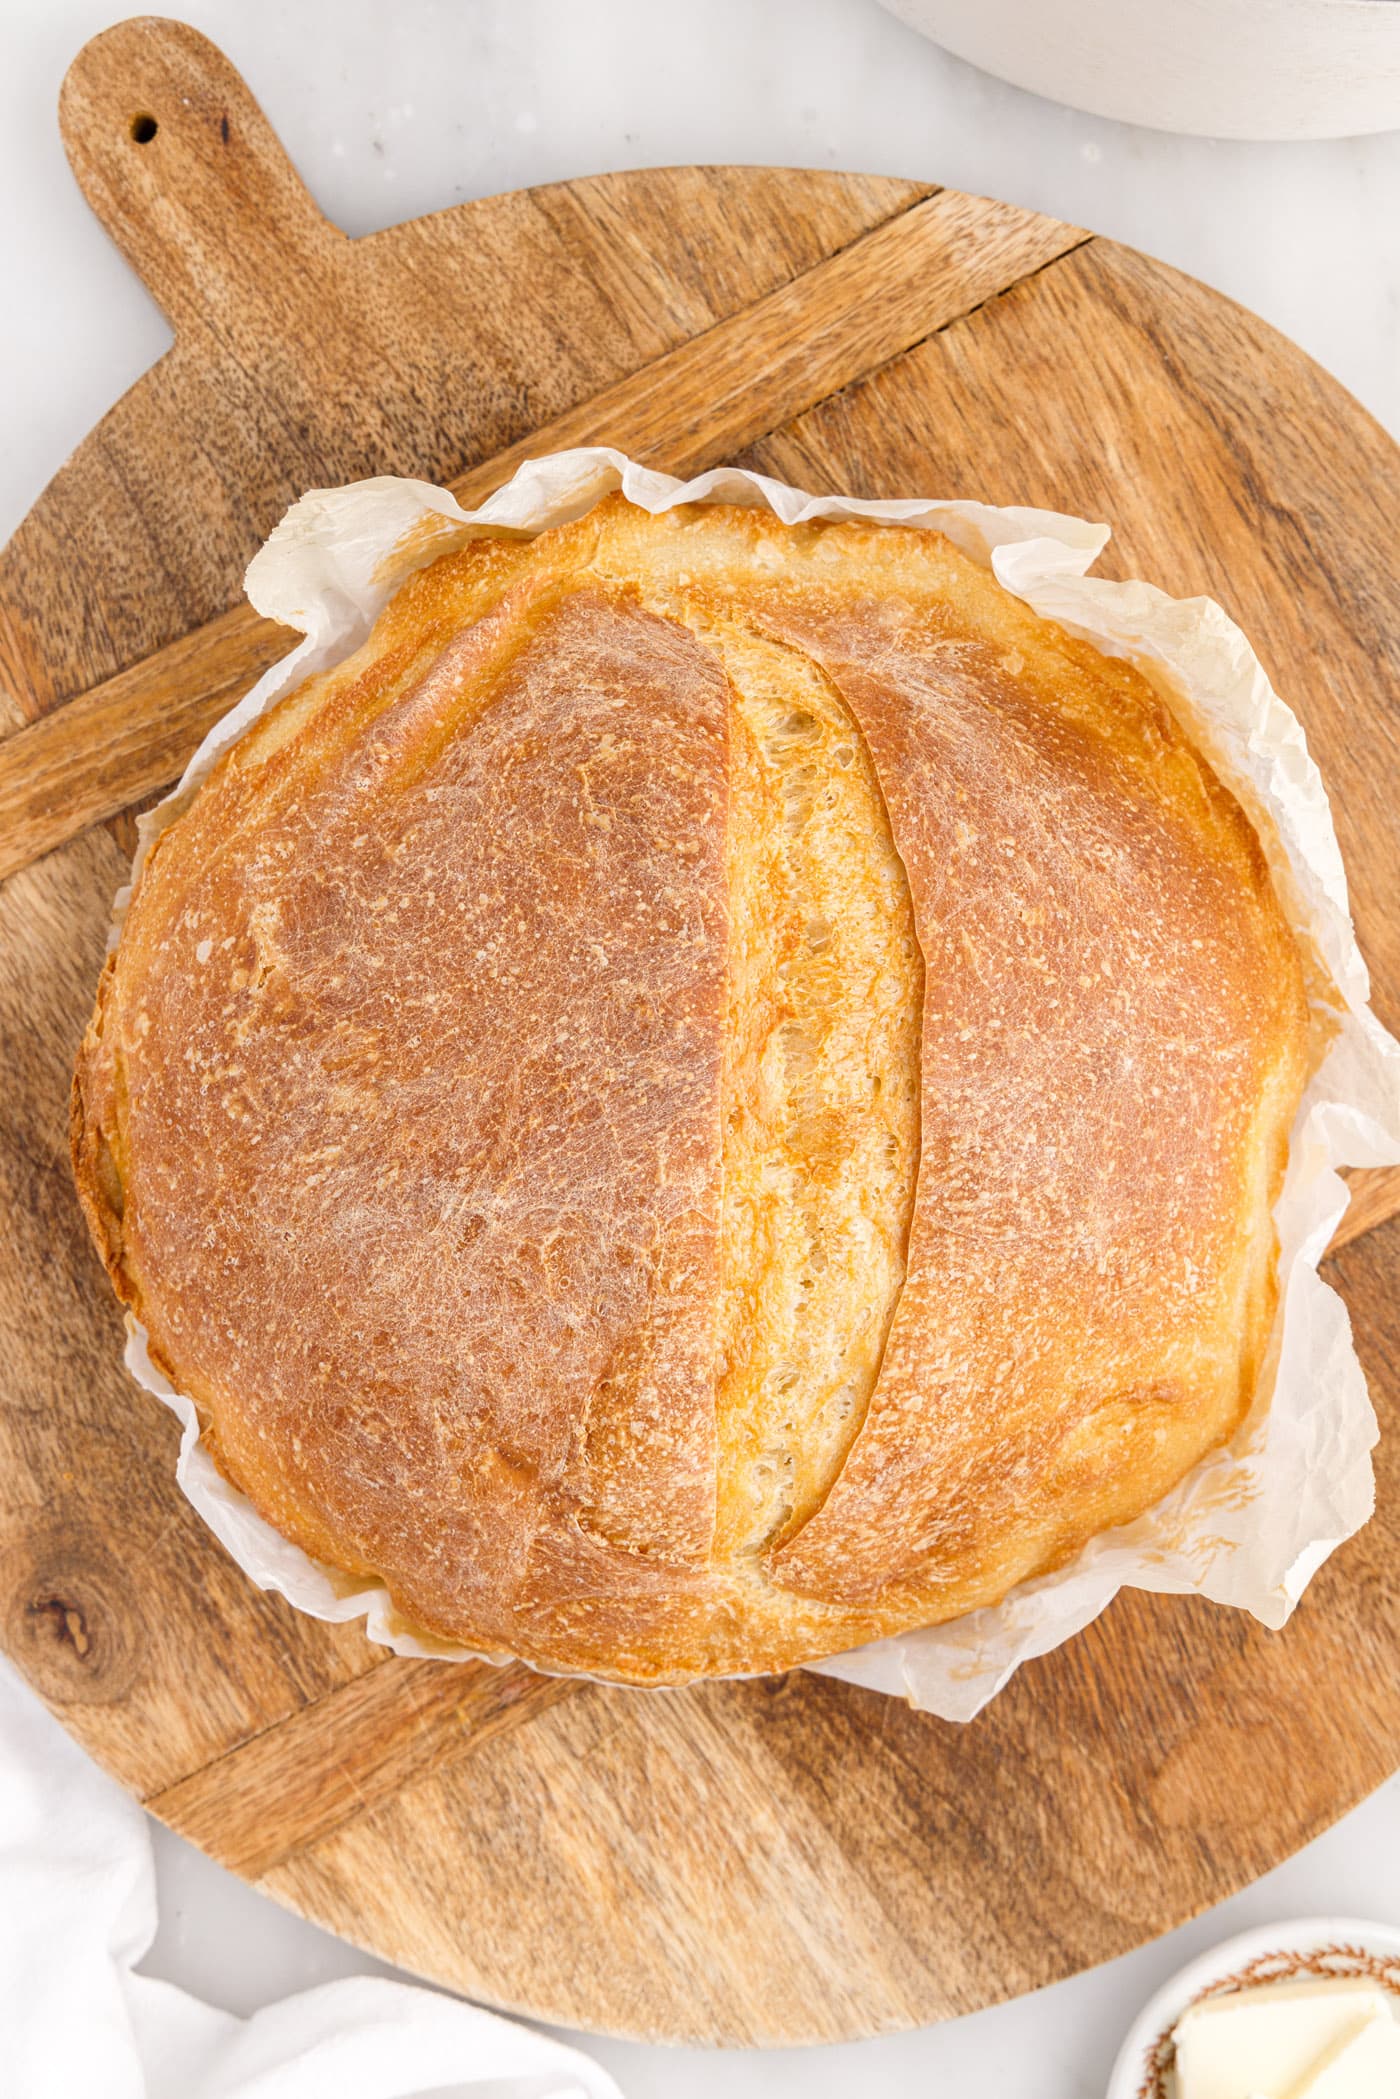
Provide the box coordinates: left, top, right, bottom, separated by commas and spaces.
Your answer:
879, 0, 1400, 141
1106, 1918, 1400, 2098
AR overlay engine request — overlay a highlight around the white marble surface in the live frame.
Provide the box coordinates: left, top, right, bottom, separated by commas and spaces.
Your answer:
3, 4, 1398, 2094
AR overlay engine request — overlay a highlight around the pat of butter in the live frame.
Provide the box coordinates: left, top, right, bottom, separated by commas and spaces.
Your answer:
1288, 2008, 1400, 2097
1172, 1978, 1393, 2099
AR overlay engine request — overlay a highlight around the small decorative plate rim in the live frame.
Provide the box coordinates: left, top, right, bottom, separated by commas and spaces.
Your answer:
1105, 1916, 1400, 2099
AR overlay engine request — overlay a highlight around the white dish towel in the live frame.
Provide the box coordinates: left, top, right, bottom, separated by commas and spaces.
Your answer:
0, 1658, 622, 2099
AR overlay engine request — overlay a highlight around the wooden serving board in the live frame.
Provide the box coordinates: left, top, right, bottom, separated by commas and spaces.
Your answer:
3, 17, 1399, 2048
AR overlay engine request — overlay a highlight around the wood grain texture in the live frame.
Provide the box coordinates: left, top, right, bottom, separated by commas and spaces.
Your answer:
0, 604, 291, 881
149, 1658, 575, 1881
1, 17, 1397, 2047
1333, 1164, 1400, 1254
0, 190, 1085, 880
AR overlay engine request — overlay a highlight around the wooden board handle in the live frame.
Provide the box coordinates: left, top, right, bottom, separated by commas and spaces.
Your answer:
59, 16, 340, 329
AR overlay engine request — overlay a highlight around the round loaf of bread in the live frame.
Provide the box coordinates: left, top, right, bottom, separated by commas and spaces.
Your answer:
72, 496, 1309, 1682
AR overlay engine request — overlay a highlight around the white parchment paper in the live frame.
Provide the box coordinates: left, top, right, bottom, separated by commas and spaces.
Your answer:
118, 448, 1400, 1720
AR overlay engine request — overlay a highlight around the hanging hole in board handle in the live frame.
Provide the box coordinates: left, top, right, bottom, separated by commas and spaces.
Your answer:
128, 112, 158, 144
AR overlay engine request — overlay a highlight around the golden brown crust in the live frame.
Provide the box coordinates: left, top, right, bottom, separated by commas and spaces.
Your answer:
756, 591, 1302, 1611
72, 495, 1310, 1682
